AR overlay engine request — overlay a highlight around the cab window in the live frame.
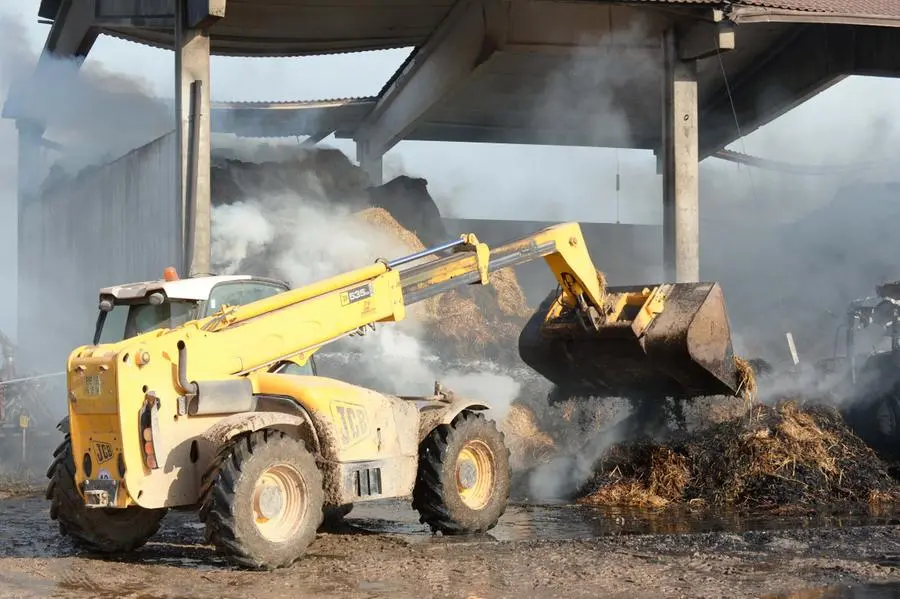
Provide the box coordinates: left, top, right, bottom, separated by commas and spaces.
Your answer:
273, 360, 316, 376
205, 281, 286, 316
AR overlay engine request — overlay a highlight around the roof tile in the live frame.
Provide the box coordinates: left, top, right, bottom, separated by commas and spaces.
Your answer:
635, 0, 900, 16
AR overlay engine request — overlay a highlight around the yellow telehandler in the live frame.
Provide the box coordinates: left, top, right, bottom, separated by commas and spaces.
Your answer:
46, 222, 745, 569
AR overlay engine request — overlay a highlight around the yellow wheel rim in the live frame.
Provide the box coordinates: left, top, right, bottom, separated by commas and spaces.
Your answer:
252, 464, 308, 543
456, 440, 495, 510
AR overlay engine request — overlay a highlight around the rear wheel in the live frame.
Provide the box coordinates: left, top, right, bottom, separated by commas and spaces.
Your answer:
412, 411, 510, 534
45, 420, 166, 553
199, 429, 324, 569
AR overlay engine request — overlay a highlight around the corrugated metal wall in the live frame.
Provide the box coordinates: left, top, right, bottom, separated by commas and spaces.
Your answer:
18, 130, 180, 372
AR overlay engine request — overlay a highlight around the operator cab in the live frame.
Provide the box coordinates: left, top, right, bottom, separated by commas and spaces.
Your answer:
91, 267, 317, 376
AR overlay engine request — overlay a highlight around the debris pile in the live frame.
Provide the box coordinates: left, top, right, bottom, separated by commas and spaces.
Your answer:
577, 400, 900, 510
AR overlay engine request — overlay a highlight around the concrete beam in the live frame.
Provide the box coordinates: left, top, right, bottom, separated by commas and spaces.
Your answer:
342, 122, 657, 149
92, 0, 224, 29
43, 0, 100, 57
850, 25, 900, 77
661, 29, 699, 283
94, 0, 175, 28
175, 0, 222, 277
699, 25, 852, 157
355, 0, 506, 159
3, 0, 98, 120
677, 9, 735, 61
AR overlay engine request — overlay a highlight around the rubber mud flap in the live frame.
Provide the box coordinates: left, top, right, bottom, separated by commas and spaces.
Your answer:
518, 283, 740, 400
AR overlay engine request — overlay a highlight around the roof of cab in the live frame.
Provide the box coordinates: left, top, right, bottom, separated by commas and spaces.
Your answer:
99, 275, 288, 301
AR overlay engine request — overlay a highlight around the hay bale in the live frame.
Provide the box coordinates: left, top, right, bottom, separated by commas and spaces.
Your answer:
577, 400, 900, 510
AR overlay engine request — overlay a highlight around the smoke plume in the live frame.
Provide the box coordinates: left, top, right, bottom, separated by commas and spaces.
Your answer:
209, 168, 521, 414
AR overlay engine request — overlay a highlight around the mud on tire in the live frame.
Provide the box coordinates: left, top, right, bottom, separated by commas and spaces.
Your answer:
412, 410, 510, 534
45, 420, 167, 553
199, 429, 324, 570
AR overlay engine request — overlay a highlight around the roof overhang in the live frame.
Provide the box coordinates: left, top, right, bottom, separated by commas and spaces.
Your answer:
730, 7, 900, 27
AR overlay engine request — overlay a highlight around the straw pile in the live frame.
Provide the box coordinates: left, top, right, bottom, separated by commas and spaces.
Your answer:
578, 400, 900, 510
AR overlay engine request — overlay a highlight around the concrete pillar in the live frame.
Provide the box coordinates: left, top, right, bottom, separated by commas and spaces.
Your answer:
15, 119, 44, 345
175, 1, 212, 276
356, 140, 384, 186
661, 29, 700, 283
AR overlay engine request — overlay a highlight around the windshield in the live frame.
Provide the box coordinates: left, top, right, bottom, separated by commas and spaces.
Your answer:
94, 300, 199, 344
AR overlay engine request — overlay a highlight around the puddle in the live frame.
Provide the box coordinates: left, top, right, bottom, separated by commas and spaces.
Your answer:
3, 493, 900, 564
767, 582, 900, 598
343, 499, 900, 542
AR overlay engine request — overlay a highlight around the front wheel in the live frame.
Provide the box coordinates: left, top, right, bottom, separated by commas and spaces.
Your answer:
412, 411, 510, 534
45, 423, 167, 553
199, 429, 324, 569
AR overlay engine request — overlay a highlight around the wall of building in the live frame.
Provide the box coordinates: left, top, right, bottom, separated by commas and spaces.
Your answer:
18, 130, 180, 372
443, 218, 663, 306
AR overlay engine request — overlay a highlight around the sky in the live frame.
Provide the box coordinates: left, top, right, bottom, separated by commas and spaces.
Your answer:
3, 0, 900, 227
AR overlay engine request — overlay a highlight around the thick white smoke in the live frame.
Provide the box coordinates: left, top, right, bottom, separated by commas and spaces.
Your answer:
209, 170, 521, 414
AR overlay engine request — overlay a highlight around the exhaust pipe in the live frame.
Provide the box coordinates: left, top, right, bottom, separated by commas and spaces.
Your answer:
176, 340, 198, 397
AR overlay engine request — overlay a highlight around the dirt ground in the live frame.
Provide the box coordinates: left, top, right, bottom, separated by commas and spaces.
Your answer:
2, 492, 900, 599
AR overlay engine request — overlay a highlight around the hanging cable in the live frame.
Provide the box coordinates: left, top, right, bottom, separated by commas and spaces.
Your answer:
715, 45, 758, 205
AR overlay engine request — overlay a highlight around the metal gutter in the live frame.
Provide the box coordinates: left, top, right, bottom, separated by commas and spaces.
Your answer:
729, 7, 900, 27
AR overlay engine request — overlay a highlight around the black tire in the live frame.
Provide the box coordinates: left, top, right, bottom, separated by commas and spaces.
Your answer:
199, 429, 324, 570
844, 393, 900, 460
412, 411, 510, 535
45, 421, 167, 553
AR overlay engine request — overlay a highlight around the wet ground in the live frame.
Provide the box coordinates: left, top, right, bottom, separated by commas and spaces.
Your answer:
2, 492, 900, 599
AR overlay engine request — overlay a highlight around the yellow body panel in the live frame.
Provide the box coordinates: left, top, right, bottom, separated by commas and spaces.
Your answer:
250, 373, 420, 463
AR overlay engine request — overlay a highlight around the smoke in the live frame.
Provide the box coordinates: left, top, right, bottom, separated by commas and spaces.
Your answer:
699, 76, 900, 374
0, 12, 174, 350
209, 173, 521, 415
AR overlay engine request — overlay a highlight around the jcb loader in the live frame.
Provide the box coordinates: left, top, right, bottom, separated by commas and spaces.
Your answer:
46, 222, 747, 569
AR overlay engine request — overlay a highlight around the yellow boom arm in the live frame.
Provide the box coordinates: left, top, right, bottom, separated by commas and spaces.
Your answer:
72, 221, 742, 417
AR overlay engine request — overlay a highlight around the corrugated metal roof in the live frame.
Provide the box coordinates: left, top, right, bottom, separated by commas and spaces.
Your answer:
633, 0, 900, 15
214, 97, 377, 108
739, 0, 900, 14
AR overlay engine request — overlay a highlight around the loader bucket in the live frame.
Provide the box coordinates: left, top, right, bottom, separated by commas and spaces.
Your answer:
519, 282, 742, 401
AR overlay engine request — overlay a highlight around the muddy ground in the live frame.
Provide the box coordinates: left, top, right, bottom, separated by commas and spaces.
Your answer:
2, 491, 900, 599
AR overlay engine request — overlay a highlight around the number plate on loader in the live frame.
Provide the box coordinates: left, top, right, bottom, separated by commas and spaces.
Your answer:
85, 375, 102, 396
